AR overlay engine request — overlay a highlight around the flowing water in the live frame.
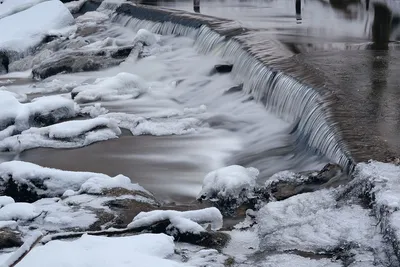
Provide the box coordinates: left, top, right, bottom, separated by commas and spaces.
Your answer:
2, 0, 400, 203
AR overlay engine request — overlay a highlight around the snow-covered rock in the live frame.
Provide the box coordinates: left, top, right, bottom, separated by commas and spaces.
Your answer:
0, 117, 121, 152
0, 92, 77, 136
0, 0, 74, 57
256, 188, 388, 264
0, 0, 49, 19
133, 29, 159, 46
71, 72, 147, 103
0, 161, 147, 199
129, 208, 223, 232
0, 202, 39, 221
13, 234, 183, 267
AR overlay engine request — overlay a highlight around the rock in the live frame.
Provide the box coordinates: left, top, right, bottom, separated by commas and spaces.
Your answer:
213, 64, 233, 74
223, 84, 243, 95
0, 228, 23, 249
32, 47, 135, 79
0, 51, 9, 74
1, 178, 40, 203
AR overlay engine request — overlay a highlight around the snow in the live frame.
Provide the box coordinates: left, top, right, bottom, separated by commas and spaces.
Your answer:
128, 207, 223, 232
0, 220, 17, 229
134, 29, 159, 46
197, 165, 259, 201
0, 0, 74, 53
103, 113, 201, 136
0, 203, 39, 221
79, 174, 148, 195
64, 0, 86, 14
257, 189, 382, 252
0, 196, 14, 208
16, 234, 184, 267
0, 0, 49, 19
0, 91, 77, 135
72, 72, 147, 103
0, 161, 147, 197
259, 254, 342, 267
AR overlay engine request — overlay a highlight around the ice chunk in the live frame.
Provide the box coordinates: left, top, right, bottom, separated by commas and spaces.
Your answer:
16, 234, 182, 267
0, 1, 74, 54
75, 10, 109, 25
257, 189, 382, 252
128, 207, 223, 232
197, 165, 259, 201
0, 161, 146, 197
0, 202, 39, 221
72, 72, 147, 103
0, 196, 15, 208
0, 117, 120, 152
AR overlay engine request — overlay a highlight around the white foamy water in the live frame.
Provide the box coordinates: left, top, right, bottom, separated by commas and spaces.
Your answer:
0, 9, 326, 201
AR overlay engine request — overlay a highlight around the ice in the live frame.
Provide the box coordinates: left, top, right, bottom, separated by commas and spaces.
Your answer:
0, 1, 74, 54
16, 234, 183, 267
223, 229, 259, 262
197, 165, 259, 201
64, 0, 86, 14
71, 72, 147, 103
128, 207, 223, 232
0, 196, 14, 208
0, 202, 39, 221
0, 161, 147, 197
257, 189, 383, 252
264, 170, 305, 187
0, 117, 120, 152
259, 254, 342, 267
75, 10, 109, 25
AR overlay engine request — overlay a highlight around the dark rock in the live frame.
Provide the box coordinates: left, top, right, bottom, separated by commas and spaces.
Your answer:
32, 47, 134, 79
1, 178, 40, 203
0, 228, 23, 249
78, 0, 101, 15
213, 64, 233, 74
0, 51, 9, 74
223, 84, 243, 95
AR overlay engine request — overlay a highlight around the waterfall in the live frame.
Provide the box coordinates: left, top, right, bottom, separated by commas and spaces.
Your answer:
105, 2, 356, 173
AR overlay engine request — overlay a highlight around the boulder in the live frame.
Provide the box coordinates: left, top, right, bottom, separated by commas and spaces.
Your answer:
0, 228, 23, 249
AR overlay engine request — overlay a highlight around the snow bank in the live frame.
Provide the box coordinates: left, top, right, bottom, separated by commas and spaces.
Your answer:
0, 202, 39, 221
16, 234, 182, 267
128, 207, 223, 232
0, 91, 77, 135
0, 117, 121, 152
197, 165, 259, 201
0, 161, 146, 197
72, 72, 147, 103
0, 0, 74, 54
257, 189, 382, 252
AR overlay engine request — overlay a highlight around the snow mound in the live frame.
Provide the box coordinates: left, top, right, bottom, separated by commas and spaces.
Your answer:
0, 161, 147, 198
257, 189, 382, 252
0, 117, 120, 152
0, 91, 77, 137
71, 72, 147, 103
103, 112, 201, 136
128, 207, 223, 233
0, 202, 39, 221
0, 0, 74, 55
0, 196, 15, 208
197, 165, 259, 201
15, 233, 182, 267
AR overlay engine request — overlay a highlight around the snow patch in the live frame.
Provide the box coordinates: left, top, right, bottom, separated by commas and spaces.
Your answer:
0, 196, 15, 208
128, 208, 223, 232
0, 202, 39, 221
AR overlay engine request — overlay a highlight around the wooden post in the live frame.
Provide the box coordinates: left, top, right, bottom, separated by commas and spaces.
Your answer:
194, 0, 200, 13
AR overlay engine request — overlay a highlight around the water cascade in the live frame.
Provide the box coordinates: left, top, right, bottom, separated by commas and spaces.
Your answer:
101, 2, 356, 173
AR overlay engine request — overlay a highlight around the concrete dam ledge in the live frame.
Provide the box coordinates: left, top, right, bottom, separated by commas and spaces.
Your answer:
103, 1, 398, 172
